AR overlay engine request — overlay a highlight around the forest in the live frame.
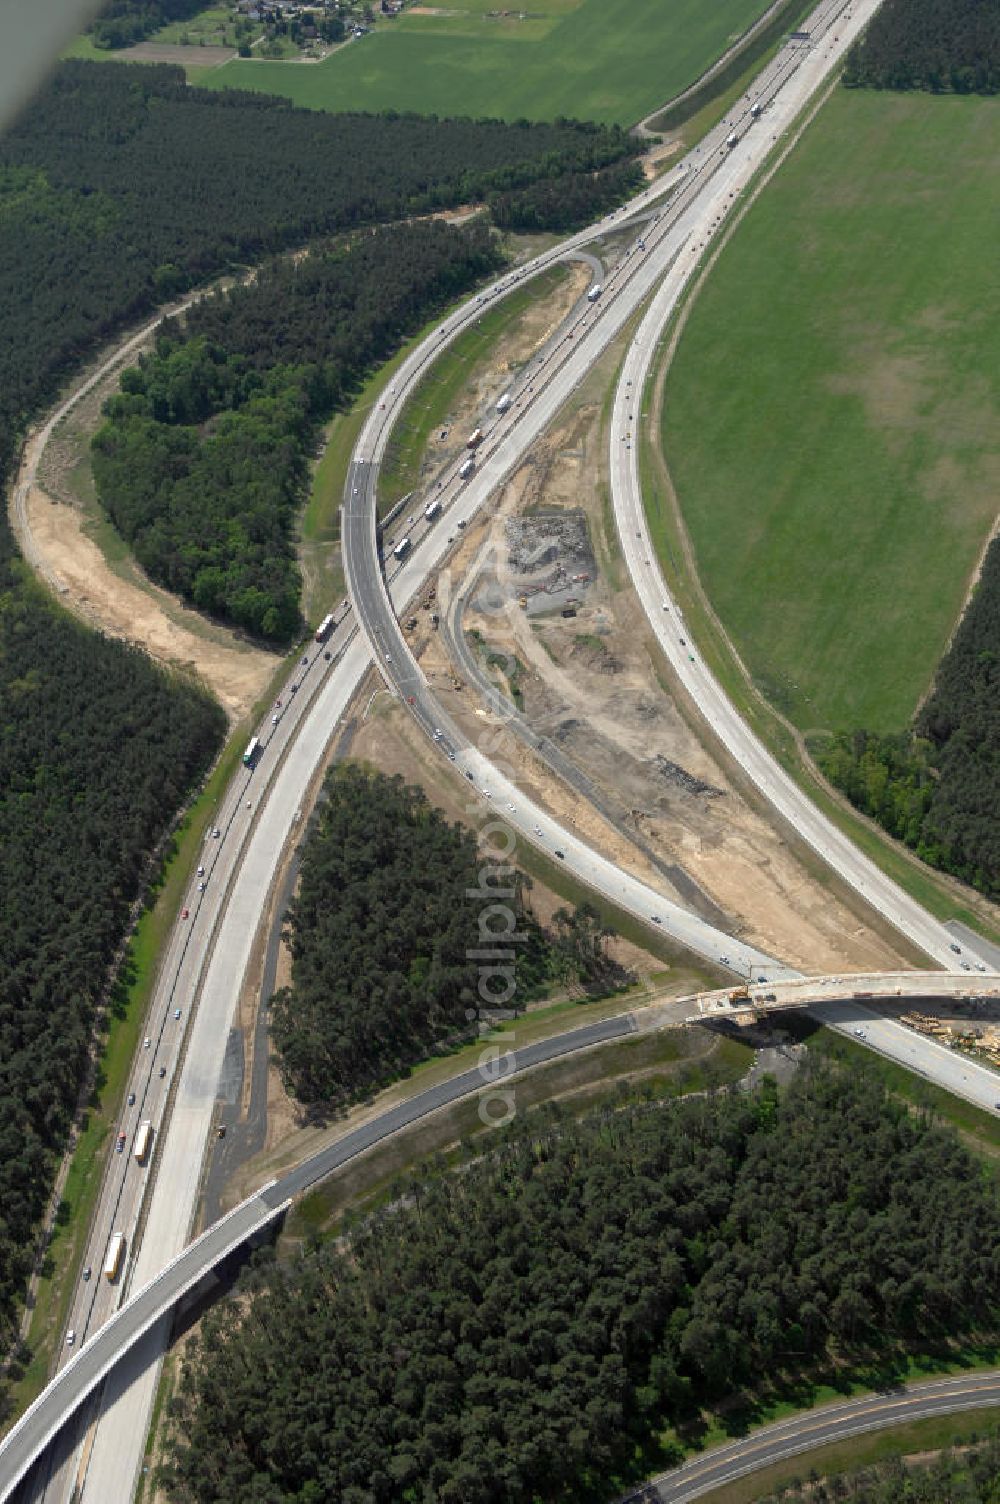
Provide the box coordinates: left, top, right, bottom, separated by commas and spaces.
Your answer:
762, 1432, 1000, 1504
819, 534, 1000, 897
0, 594, 224, 1381
91, 222, 502, 640
161, 1065, 1000, 1502
0, 60, 640, 1383
88, 0, 207, 48
270, 765, 624, 1105
842, 0, 999, 93
488, 160, 645, 232
0, 58, 636, 492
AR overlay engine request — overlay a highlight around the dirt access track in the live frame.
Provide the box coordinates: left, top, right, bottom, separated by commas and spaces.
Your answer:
9, 301, 278, 725
415, 325, 913, 978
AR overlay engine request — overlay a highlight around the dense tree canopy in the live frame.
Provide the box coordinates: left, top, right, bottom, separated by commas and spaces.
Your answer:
819, 534, 1000, 897
270, 765, 625, 1105
0, 584, 224, 1371
843, 0, 1000, 93
91, 221, 502, 640
488, 160, 644, 232
88, 0, 207, 49
161, 1065, 1000, 1502
0, 58, 635, 477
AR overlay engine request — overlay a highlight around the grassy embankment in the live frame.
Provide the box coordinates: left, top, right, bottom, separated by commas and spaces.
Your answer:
301, 257, 567, 618
376, 263, 570, 512
1, 710, 272, 1422
644, 90, 1000, 937
284, 1026, 753, 1242
202, 0, 772, 125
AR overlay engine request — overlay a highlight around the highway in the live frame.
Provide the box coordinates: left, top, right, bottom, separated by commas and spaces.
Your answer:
5, 975, 996, 1500
345, 454, 793, 983
7, 0, 999, 1491
619, 1372, 1000, 1504
607, 157, 997, 980
2, 1012, 636, 1501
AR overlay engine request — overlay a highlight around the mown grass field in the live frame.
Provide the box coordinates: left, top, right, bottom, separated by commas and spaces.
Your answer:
660, 90, 1000, 736
202, 0, 771, 125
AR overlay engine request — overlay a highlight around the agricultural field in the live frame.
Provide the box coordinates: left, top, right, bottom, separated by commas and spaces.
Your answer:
659, 89, 1000, 735
202, 0, 772, 124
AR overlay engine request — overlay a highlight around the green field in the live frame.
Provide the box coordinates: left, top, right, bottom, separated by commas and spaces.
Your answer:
201, 0, 771, 125
659, 91, 1000, 736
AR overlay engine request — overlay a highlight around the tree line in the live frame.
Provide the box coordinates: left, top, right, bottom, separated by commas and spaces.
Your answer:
0, 601, 224, 1387
91, 221, 503, 641
488, 159, 645, 233
842, 0, 999, 94
270, 764, 627, 1106
0, 58, 639, 1389
0, 59, 636, 474
160, 1063, 1000, 1502
762, 1431, 1000, 1504
88, 0, 207, 49
818, 532, 1000, 898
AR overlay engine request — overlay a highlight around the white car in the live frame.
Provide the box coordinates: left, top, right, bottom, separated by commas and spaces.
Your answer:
66, 1330, 76, 1347
143, 1037, 151, 1050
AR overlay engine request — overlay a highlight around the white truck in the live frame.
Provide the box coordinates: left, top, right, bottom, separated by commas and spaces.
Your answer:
459, 457, 475, 481
104, 1233, 126, 1282
424, 499, 441, 521
496, 392, 513, 414
587, 285, 602, 303
133, 1121, 153, 1165
392, 536, 411, 560
726, 130, 740, 148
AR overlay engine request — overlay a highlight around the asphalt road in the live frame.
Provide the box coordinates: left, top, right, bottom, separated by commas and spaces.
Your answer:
620, 1372, 1000, 1503
345, 458, 792, 982
605, 22, 996, 982
1, 1013, 634, 1502
11, 0, 998, 1493
441, 548, 730, 926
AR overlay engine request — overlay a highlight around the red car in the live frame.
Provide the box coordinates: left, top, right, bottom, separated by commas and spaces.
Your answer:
181, 907, 190, 920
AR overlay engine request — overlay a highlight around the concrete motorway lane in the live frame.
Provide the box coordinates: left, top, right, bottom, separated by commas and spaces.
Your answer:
341, 0, 1000, 1107
607, 155, 997, 981
620, 1372, 1000, 1504
14, 0, 995, 1494
345, 457, 793, 984
341, 0, 877, 983
1, 1013, 635, 1503
22, 609, 372, 1503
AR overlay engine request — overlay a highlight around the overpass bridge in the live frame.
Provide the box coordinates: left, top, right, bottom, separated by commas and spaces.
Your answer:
691, 969, 1000, 1022
4, 977, 999, 1500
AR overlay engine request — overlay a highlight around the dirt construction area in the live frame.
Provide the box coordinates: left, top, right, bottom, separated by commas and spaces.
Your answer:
395, 332, 915, 978
10, 319, 278, 725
